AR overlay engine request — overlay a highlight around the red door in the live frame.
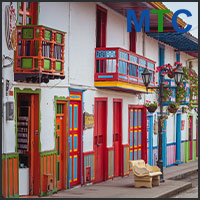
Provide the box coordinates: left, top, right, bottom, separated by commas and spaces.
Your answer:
94, 99, 107, 183
69, 101, 81, 186
189, 116, 193, 160
129, 106, 147, 169
113, 100, 122, 177
56, 102, 66, 190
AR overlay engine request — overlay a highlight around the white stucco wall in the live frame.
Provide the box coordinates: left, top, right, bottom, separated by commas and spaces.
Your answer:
2, 2, 198, 156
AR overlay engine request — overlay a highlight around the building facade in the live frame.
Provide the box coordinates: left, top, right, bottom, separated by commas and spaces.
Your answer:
2, 2, 198, 197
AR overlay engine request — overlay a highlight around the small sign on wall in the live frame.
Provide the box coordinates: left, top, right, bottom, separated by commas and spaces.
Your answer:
83, 112, 94, 130
181, 120, 185, 130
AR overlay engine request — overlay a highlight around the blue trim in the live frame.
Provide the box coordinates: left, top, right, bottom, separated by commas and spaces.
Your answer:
131, 110, 133, 127
176, 52, 180, 62
158, 45, 165, 84
130, 151, 133, 160
176, 113, 181, 163
119, 76, 128, 80
74, 156, 77, 180
74, 106, 78, 129
70, 95, 80, 99
147, 116, 153, 165
69, 88, 86, 93
129, 77, 137, 82
166, 163, 175, 168
74, 135, 77, 150
148, 32, 198, 53
134, 150, 137, 160
98, 75, 113, 78
139, 110, 141, 127
134, 110, 137, 127
130, 131, 133, 147
139, 131, 141, 146
166, 142, 176, 146
134, 132, 137, 146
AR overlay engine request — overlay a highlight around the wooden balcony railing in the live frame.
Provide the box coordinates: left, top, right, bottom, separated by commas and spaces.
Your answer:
95, 47, 156, 92
14, 25, 65, 83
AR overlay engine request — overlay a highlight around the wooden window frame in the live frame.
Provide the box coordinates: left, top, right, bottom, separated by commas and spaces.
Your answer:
18, 2, 38, 25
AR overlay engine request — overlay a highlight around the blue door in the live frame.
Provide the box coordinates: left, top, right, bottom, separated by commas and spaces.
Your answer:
176, 113, 181, 164
162, 120, 167, 167
147, 115, 153, 165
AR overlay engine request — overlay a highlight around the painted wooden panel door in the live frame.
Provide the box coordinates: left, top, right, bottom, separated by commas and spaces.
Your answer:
176, 114, 181, 163
113, 101, 122, 177
129, 108, 145, 170
94, 101, 106, 182
56, 103, 65, 190
147, 115, 153, 165
69, 101, 81, 186
189, 116, 193, 160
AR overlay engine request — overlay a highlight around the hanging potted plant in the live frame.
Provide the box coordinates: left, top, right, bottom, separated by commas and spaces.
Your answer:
167, 102, 180, 114
144, 100, 158, 113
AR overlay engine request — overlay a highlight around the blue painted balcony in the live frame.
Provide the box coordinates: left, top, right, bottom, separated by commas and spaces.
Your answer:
94, 47, 156, 93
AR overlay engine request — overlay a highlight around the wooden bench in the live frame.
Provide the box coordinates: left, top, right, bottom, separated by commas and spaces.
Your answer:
129, 160, 162, 188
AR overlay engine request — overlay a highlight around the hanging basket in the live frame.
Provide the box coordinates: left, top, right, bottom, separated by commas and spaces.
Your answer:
146, 105, 157, 113
167, 71, 175, 79
168, 105, 179, 113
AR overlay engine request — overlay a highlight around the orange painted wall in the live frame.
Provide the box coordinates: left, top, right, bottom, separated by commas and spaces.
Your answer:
2, 154, 19, 198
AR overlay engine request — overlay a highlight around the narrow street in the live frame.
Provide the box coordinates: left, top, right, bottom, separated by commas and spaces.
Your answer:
171, 172, 198, 198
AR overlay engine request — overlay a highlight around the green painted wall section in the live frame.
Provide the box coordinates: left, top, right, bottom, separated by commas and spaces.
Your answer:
193, 141, 198, 160
185, 141, 189, 163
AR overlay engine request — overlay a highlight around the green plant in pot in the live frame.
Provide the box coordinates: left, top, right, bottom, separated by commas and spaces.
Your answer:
167, 102, 180, 114
144, 100, 158, 113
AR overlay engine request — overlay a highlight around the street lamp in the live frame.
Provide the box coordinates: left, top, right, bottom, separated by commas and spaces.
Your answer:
174, 64, 184, 86
142, 64, 184, 182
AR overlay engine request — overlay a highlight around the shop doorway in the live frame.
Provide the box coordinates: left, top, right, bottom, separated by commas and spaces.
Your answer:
56, 102, 67, 190
17, 93, 40, 196
113, 99, 122, 177
69, 100, 82, 186
94, 98, 107, 183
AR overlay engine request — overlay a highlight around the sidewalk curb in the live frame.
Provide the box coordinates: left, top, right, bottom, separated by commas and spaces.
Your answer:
155, 167, 198, 198
154, 182, 192, 198
167, 168, 198, 180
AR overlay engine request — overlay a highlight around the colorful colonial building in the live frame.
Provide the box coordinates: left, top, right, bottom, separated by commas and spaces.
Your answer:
2, 2, 198, 198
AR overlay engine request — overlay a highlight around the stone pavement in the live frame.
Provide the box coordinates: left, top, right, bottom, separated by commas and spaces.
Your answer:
45, 160, 198, 198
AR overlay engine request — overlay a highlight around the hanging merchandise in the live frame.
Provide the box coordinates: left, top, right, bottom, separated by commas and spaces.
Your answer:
5, 3, 17, 50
